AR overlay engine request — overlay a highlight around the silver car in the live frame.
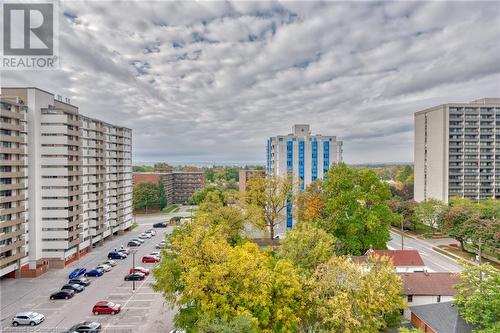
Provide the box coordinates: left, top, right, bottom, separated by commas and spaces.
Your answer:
12, 312, 45, 326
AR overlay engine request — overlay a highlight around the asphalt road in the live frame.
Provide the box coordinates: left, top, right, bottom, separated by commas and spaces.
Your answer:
0, 215, 180, 332
388, 230, 464, 272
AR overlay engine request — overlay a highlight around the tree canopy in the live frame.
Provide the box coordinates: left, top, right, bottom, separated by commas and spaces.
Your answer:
454, 262, 500, 332
319, 163, 396, 255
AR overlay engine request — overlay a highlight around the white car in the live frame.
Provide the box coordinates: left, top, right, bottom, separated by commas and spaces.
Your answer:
96, 264, 111, 272
150, 251, 161, 257
12, 312, 45, 326
132, 238, 145, 243
103, 260, 117, 267
138, 233, 151, 239
146, 229, 156, 236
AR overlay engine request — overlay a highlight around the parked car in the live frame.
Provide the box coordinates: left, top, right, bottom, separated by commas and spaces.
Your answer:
132, 238, 145, 243
155, 243, 165, 249
92, 301, 121, 315
62, 283, 84, 293
169, 330, 186, 333
108, 251, 126, 260
96, 264, 111, 272
150, 251, 161, 258
66, 321, 102, 333
50, 290, 75, 300
153, 222, 167, 228
127, 240, 141, 247
85, 268, 104, 277
129, 266, 150, 275
142, 255, 160, 263
68, 268, 87, 279
124, 272, 145, 281
68, 277, 91, 287
118, 248, 130, 255
145, 229, 156, 236
12, 312, 45, 327
138, 233, 150, 240
145, 231, 154, 237
103, 260, 117, 267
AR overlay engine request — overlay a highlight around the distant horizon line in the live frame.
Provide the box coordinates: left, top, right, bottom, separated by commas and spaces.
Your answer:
132, 161, 414, 167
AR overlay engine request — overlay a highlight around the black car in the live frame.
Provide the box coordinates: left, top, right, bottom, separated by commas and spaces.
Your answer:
68, 277, 91, 287
153, 222, 167, 228
66, 321, 101, 333
108, 251, 126, 260
127, 240, 141, 247
50, 290, 75, 300
62, 284, 84, 293
124, 273, 145, 281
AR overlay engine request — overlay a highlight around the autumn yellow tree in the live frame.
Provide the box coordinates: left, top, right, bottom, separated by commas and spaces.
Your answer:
277, 222, 337, 275
303, 255, 404, 333
153, 191, 303, 332
244, 175, 293, 240
296, 180, 325, 222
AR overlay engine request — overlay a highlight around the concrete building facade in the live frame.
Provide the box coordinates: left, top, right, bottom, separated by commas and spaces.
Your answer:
0, 87, 132, 277
266, 124, 343, 228
414, 98, 500, 202
0, 97, 28, 277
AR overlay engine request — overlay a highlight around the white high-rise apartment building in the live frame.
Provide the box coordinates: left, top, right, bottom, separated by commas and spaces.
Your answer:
0, 87, 132, 278
0, 96, 28, 277
414, 98, 500, 203
266, 124, 343, 229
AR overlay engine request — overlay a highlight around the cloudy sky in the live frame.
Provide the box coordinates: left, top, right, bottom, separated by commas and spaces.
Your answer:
3, 1, 500, 165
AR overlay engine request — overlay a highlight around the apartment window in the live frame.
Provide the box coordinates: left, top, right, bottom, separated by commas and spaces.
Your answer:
407, 295, 413, 303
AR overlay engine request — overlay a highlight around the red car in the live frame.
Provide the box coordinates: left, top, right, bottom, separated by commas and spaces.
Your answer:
129, 266, 150, 275
92, 301, 121, 315
142, 255, 160, 263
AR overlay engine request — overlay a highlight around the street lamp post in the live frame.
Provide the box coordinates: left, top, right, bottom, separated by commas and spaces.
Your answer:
131, 249, 137, 292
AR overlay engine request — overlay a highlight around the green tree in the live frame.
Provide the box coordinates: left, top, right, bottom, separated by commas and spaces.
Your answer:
197, 205, 248, 245
277, 223, 336, 276
191, 186, 225, 205
244, 175, 293, 240
157, 182, 167, 210
442, 204, 473, 250
454, 262, 500, 331
414, 199, 447, 230
198, 191, 224, 213
320, 163, 396, 255
132, 182, 158, 213
388, 199, 418, 231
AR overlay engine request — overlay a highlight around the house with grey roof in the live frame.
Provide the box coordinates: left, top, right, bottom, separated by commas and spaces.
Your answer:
410, 302, 474, 333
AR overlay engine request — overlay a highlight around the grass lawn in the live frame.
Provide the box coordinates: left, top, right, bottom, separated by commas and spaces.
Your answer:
436, 245, 500, 270
163, 205, 180, 213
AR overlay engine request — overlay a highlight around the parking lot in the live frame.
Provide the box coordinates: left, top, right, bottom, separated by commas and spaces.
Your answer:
0, 214, 179, 332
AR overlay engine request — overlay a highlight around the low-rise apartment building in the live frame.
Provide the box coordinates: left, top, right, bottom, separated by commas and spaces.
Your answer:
133, 170, 205, 205
0, 87, 132, 278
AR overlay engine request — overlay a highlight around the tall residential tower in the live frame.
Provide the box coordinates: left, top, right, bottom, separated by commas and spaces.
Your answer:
266, 124, 343, 229
414, 98, 500, 202
0, 87, 132, 278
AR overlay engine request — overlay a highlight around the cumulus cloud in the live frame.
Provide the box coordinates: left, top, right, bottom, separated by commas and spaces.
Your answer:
2, 0, 499, 164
